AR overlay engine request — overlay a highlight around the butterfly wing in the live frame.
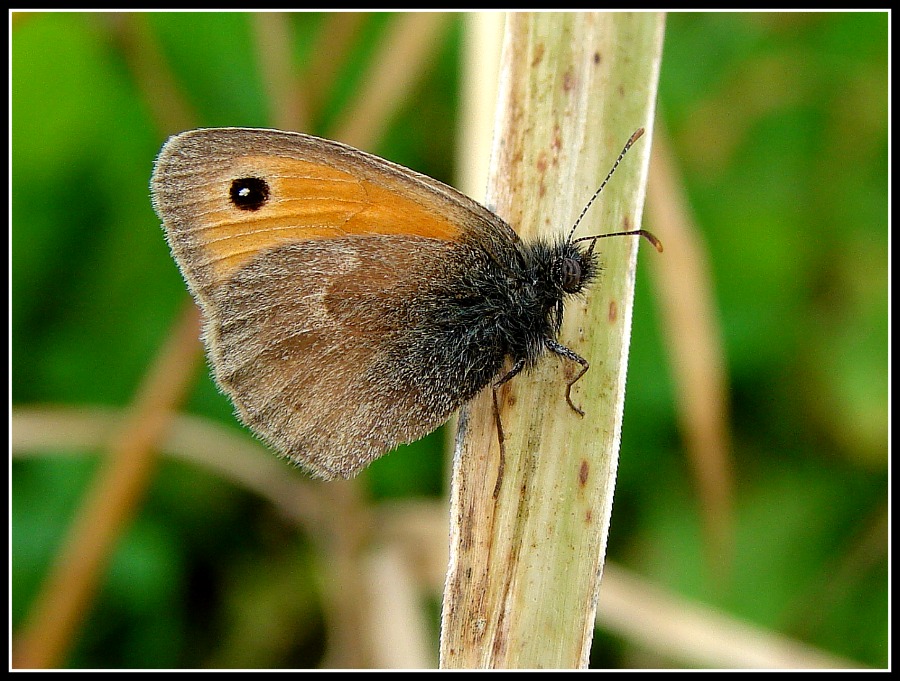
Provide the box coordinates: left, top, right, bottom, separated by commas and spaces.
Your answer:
151, 128, 516, 478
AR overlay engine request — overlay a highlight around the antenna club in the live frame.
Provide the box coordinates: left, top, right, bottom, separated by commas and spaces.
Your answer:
642, 229, 664, 253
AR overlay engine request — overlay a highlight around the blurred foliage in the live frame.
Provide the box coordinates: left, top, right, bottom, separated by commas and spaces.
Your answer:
12, 11, 887, 669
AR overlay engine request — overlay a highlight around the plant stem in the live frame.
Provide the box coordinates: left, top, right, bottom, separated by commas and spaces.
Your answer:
441, 12, 665, 669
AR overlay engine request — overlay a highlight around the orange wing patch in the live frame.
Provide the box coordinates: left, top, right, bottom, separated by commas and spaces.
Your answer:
184, 156, 463, 280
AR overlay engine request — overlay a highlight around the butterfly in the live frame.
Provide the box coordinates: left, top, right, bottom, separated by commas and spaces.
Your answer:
150, 127, 659, 480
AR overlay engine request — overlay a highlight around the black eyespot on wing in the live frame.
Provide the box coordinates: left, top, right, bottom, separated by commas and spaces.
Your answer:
230, 177, 270, 211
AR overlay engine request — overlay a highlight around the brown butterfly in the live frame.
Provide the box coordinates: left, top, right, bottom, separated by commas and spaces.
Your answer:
150, 128, 659, 480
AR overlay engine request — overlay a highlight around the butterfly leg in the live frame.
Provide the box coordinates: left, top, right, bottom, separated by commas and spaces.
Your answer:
545, 338, 589, 417
495, 357, 526, 388
489, 358, 525, 498
490, 387, 506, 499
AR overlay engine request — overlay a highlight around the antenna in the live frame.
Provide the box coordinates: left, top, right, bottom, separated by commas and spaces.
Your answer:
566, 127, 663, 254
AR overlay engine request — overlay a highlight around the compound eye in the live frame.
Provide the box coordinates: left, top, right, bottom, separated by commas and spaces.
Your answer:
561, 257, 582, 293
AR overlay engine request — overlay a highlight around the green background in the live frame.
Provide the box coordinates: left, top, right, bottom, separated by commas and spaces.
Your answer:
12, 11, 888, 669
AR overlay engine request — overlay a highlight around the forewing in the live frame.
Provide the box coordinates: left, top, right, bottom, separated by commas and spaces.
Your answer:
150, 127, 517, 297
